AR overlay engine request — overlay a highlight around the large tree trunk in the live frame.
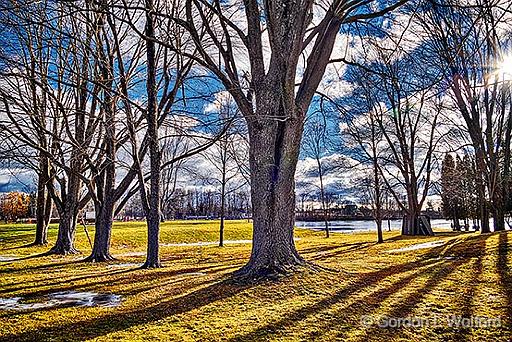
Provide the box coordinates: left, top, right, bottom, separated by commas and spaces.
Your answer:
142, 0, 161, 269
402, 209, 433, 236
144, 207, 161, 268
49, 170, 81, 254
234, 114, 305, 281
493, 200, 506, 232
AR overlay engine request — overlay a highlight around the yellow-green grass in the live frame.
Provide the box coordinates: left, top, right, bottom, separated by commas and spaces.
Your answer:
0, 220, 511, 341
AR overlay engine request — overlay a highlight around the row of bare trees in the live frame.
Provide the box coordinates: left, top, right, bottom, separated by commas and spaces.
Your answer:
299, 0, 512, 241
0, 0, 234, 268
1, 0, 510, 281
0, 0, 412, 280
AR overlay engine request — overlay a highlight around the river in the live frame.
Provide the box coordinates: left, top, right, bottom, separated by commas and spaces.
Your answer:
295, 219, 455, 232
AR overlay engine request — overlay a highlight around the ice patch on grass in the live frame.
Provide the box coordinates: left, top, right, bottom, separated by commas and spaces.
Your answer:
0, 291, 121, 311
181, 272, 207, 276
387, 240, 446, 253
115, 251, 146, 257
106, 263, 139, 269
160, 238, 300, 247
0, 256, 18, 262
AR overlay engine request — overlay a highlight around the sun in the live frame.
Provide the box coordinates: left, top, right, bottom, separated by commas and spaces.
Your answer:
498, 55, 512, 80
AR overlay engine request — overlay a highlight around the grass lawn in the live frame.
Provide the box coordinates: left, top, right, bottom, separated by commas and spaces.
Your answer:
0, 220, 511, 341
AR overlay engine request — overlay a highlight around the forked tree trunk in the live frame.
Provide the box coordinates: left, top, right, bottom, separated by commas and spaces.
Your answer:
50, 209, 79, 254
84, 199, 115, 262
234, 115, 305, 281
49, 173, 81, 255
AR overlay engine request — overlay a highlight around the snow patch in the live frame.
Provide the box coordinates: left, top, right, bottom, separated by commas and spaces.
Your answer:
115, 251, 146, 257
160, 238, 300, 247
387, 240, 446, 253
0, 291, 121, 311
106, 263, 140, 269
0, 256, 19, 262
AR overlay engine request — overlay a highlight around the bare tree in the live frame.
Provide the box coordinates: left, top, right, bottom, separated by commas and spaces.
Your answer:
418, 0, 512, 232
161, 0, 409, 280
302, 112, 333, 238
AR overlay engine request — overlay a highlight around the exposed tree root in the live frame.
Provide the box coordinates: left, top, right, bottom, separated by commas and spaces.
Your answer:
48, 245, 80, 255
83, 252, 116, 263
231, 257, 307, 284
141, 261, 163, 269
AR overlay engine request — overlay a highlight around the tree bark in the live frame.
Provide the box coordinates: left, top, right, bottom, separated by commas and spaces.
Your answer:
141, 0, 162, 269
84, 198, 115, 262
233, 114, 305, 281
376, 219, 384, 244
50, 209, 79, 254
475, 147, 491, 233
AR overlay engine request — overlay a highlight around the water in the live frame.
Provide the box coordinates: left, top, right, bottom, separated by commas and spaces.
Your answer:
0, 291, 122, 311
295, 219, 454, 233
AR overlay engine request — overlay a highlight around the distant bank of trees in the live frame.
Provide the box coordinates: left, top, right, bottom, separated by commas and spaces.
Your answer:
0, 191, 32, 222
123, 189, 250, 221
441, 153, 512, 231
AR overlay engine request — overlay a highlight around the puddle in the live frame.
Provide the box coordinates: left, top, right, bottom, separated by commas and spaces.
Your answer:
0, 291, 121, 311
106, 263, 140, 269
0, 256, 19, 262
387, 240, 446, 253
160, 238, 300, 247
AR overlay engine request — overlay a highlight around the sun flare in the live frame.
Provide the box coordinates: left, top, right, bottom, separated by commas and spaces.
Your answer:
498, 55, 512, 79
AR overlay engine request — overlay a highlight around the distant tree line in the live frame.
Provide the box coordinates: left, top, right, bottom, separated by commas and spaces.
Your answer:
441, 153, 512, 231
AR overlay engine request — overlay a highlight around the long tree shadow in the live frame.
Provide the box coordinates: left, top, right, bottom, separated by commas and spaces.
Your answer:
351, 234, 490, 342
227, 257, 443, 342
0, 259, 80, 275
229, 233, 491, 342
497, 232, 512, 327
0, 277, 251, 342
0, 264, 235, 299
308, 242, 375, 261
456, 249, 483, 342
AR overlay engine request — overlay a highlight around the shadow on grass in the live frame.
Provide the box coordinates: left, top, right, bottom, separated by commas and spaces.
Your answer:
229, 233, 491, 342
0, 277, 251, 342
227, 257, 442, 342
497, 232, 512, 325
351, 235, 490, 342
384, 231, 470, 243
455, 244, 483, 342
0, 259, 80, 276
0, 263, 236, 299
307, 242, 375, 261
